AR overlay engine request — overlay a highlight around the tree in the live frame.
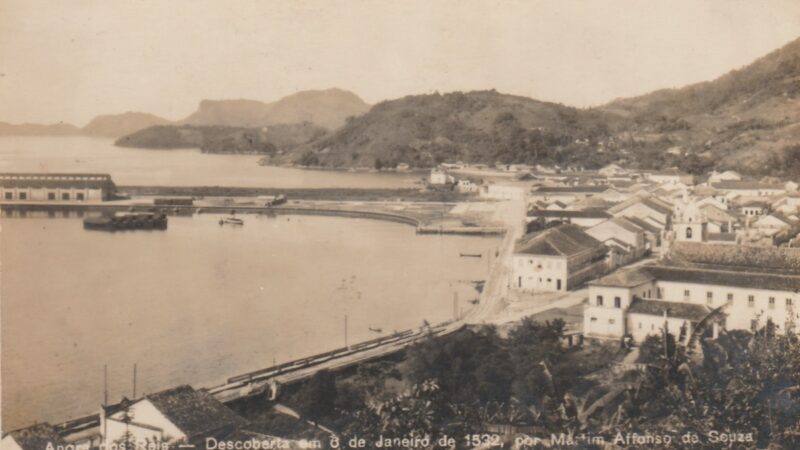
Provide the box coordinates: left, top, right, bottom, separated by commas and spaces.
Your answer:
293, 369, 338, 424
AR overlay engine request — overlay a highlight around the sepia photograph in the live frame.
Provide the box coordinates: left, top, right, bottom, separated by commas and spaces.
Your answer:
1, 1, 800, 448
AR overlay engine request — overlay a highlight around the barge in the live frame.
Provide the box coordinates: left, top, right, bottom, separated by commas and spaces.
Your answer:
83, 212, 168, 231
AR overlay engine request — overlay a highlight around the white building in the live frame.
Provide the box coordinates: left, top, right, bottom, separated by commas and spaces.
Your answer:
511, 224, 608, 292
101, 385, 245, 447
2, 424, 68, 450
429, 168, 454, 185
482, 182, 533, 200
0, 173, 116, 202
584, 243, 800, 342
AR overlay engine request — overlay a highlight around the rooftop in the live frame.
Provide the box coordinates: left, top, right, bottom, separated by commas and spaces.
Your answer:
515, 224, 605, 257
527, 209, 612, 219
628, 298, 711, 321
533, 185, 609, 194
144, 385, 247, 440
589, 267, 655, 288
712, 181, 785, 190
4, 424, 66, 450
0, 172, 115, 190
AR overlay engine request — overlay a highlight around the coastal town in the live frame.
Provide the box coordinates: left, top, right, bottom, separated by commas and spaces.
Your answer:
2, 159, 799, 449
5, 1, 800, 448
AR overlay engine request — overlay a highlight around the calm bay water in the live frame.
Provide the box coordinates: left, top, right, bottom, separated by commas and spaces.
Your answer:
0, 136, 419, 188
1, 214, 498, 429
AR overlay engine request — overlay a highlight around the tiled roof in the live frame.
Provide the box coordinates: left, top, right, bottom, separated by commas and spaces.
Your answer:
628, 298, 711, 321
515, 224, 605, 257
4, 424, 66, 450
712, 181, 784, 190
668, 241, 800, 275
589, 267, 655, 288
533, 185, 609, 194
608, 196, 672, 216
0, 173, 115, 190
146, 385, 247, 440
610, 217, 645, 234
645, 265, 800, 293
625, 216, 661, 234
527, 209, 612, 219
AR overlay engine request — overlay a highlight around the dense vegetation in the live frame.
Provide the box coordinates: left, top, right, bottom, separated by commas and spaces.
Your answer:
274, 318, 800, 449
115, 123, 327, 154
266, 37, 800, 176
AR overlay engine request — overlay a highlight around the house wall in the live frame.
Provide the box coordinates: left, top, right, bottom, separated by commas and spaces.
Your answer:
655, 280, 796, 333
105, 400, 186, 445
0, 187, 105, 202
511, 254, 568, 292
627, 314, 692, 343
1, 436, 24, 450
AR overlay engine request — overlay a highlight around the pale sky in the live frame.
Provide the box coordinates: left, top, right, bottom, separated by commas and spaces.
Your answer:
1, 0, 800, 126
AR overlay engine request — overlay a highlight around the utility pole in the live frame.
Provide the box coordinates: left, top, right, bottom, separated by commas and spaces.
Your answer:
103, 364, 108, 407
132, 363, 137, 399
344, 314, 349, 348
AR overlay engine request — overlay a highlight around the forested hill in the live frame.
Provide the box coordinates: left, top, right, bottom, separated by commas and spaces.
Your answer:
598, 36, 800, 175
274, 37, 800, 176
116, 123, 328, 155
272, 90, 624, 169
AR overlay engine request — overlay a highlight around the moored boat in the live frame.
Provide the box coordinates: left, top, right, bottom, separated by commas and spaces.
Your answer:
83, 213, 167, 231
219, 217, 244, 226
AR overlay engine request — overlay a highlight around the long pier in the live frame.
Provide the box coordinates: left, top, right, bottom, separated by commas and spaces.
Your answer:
0, 201, 506, 235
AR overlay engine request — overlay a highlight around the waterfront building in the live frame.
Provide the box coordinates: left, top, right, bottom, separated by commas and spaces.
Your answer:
2, 424, 67, 450
100, 385, 246, 447
0, 173, 116, 202
584, 242, 800, 342
511, 224, 608, 292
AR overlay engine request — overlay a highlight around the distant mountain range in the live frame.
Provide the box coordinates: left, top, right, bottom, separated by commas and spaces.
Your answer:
5, 37, 800, 176
181, 88, 370, 130
0, 88, 369, 138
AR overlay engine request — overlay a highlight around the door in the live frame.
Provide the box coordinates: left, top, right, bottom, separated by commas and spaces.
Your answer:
557, 279, 562, 290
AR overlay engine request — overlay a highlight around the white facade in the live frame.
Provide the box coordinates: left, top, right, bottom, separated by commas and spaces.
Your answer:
584, 269, 800, 342
103, 399, 186, 446
511, 254, 568, 292
1, 436, 24, 450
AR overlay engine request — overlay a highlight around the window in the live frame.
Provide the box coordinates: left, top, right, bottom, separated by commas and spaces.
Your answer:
62, 192, 70, 200
685, 227, 693, 239
706, 291, 713, 304
48, 192, 56, 200
596, 295, 604, 306
609, 319, 615, 324
683, 290, 690, 301
727, 293, 734, 305
614, 297, 621, 308
638, 322, 642, 329
18, 192, 26, 200
788, 298, 793, 307
751, 320, 758, 331
76, 193, 84, 201
590, 317, 597, 322
748, 295, 755, 307
4, 192, 12, 200
656, 288, 662, 299
769, 297, 775, 309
